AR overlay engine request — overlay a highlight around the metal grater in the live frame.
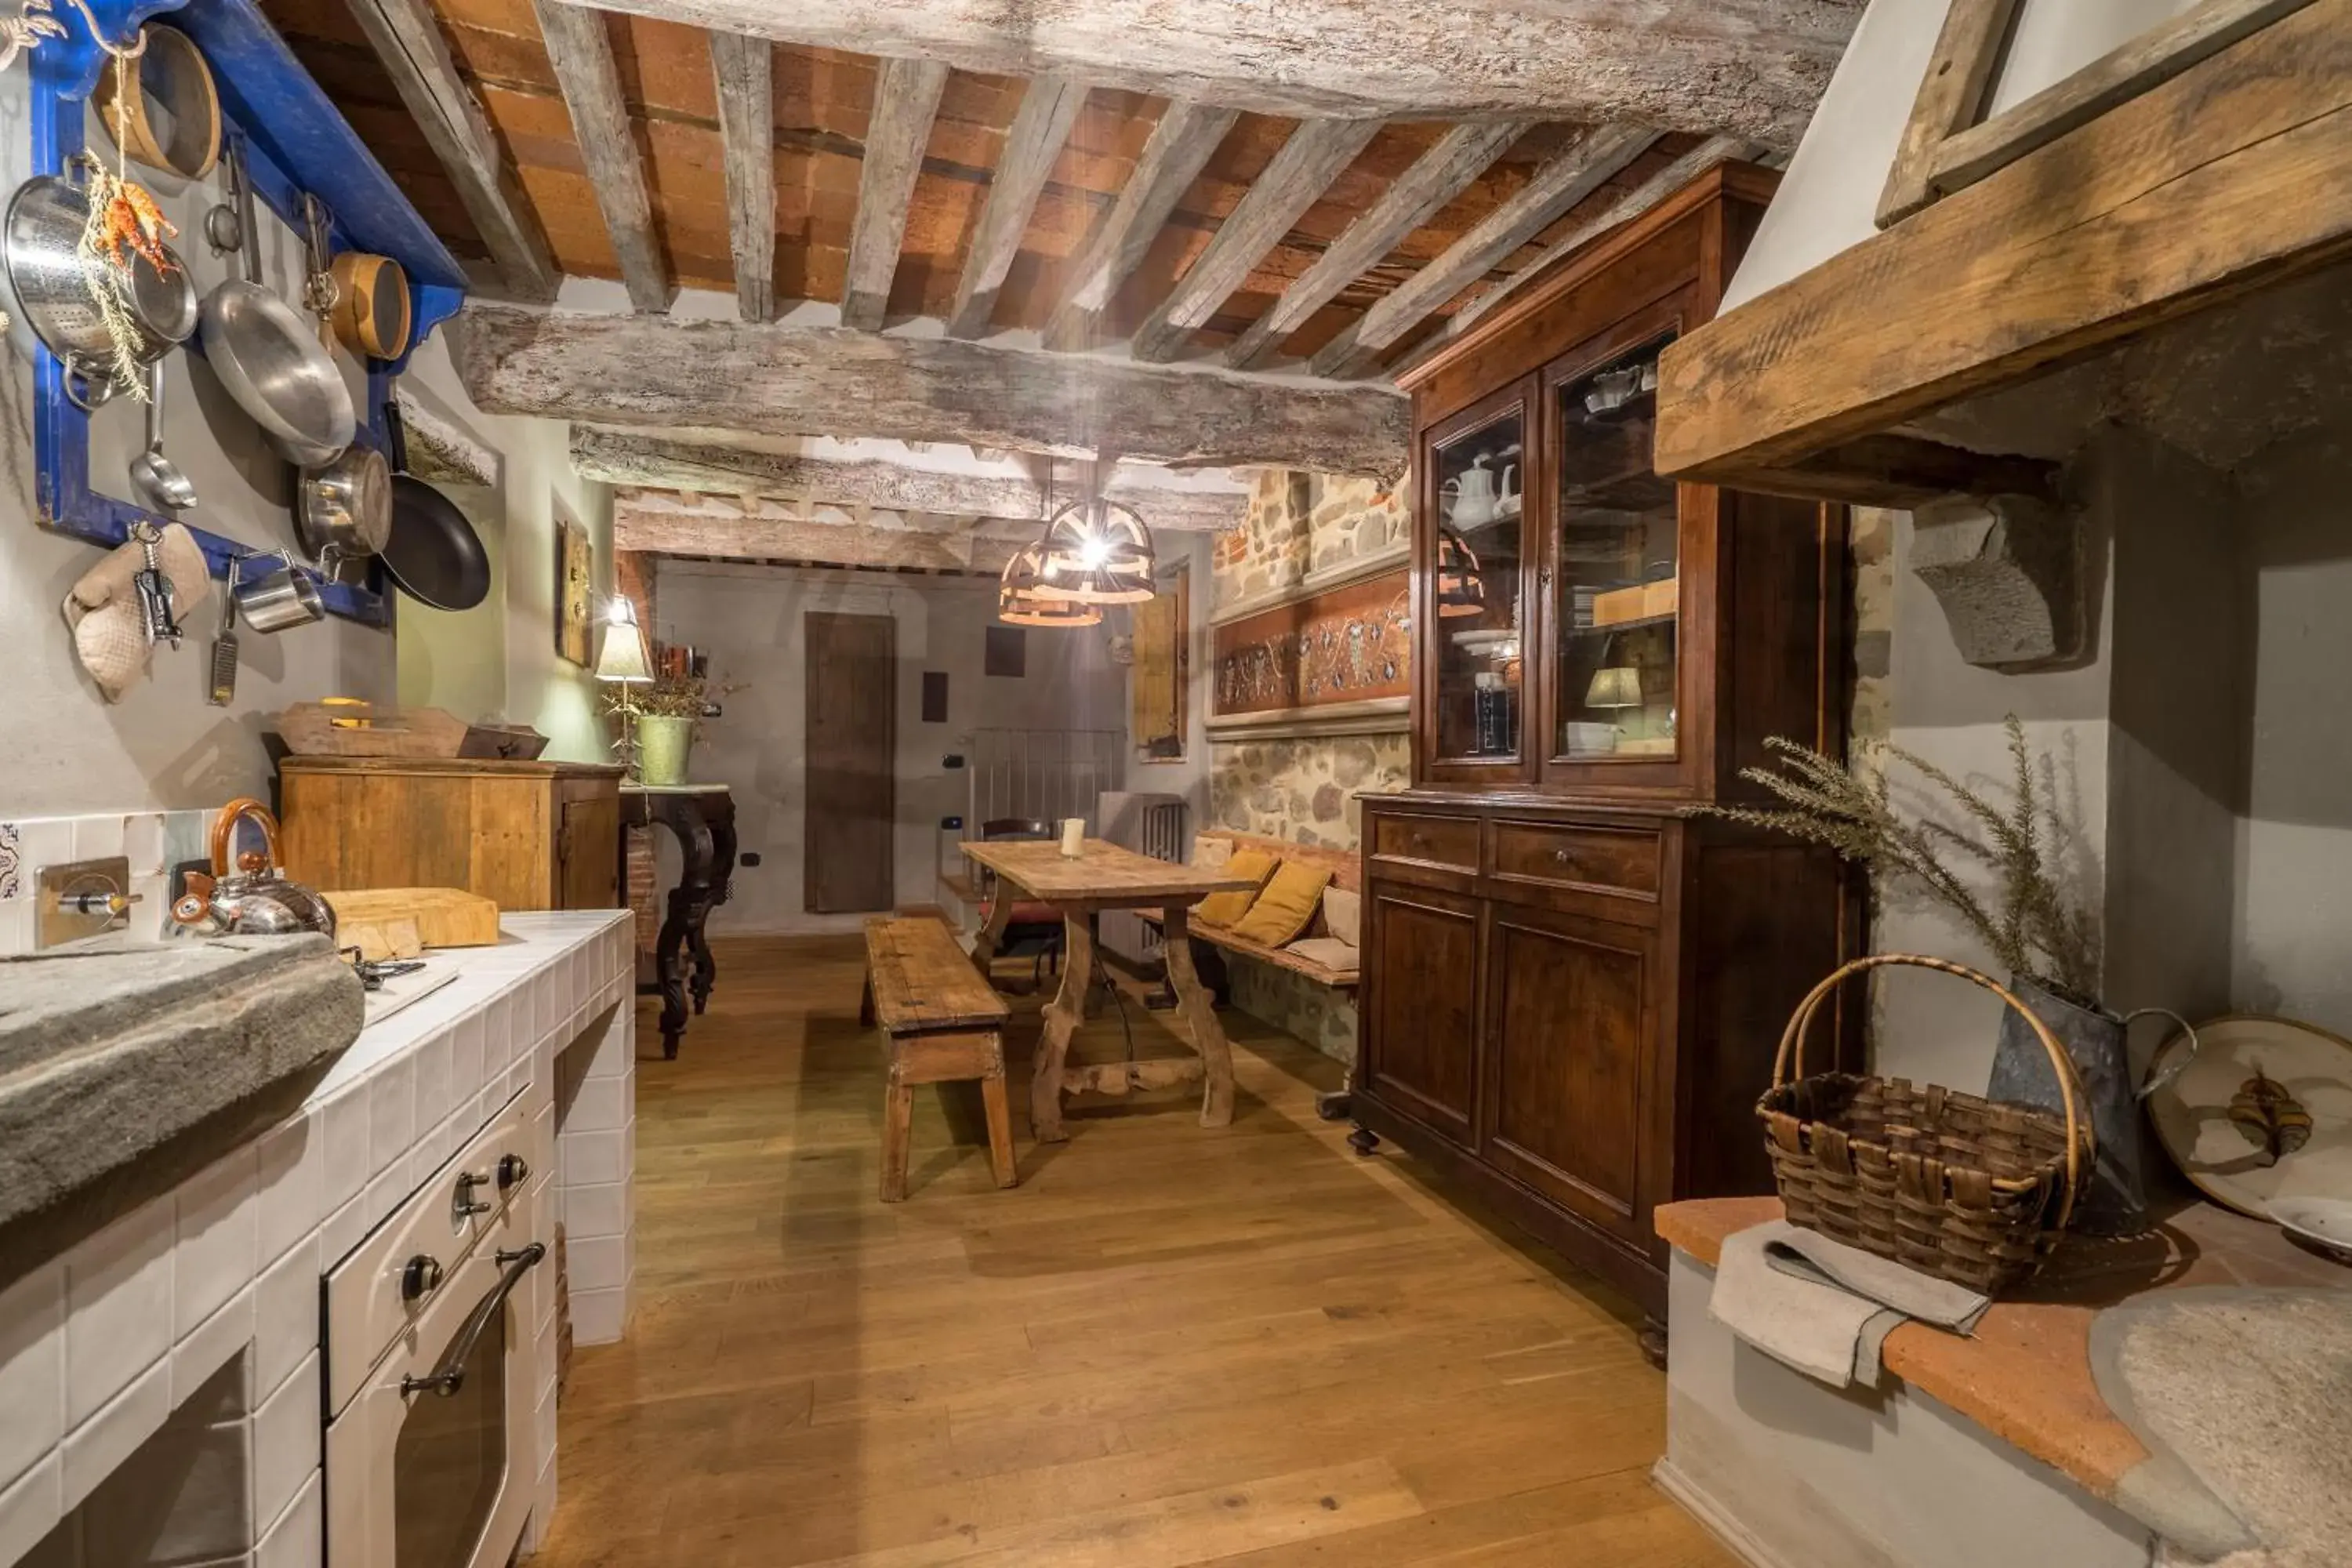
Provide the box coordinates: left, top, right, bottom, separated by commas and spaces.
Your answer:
207, 557, 241, 706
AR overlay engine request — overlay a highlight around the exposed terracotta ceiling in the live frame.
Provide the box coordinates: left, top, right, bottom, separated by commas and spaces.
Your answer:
262, 0, 1700, 373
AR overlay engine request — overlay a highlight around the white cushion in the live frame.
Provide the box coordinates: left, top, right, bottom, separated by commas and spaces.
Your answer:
1192, 835, 1233, 868
1320, 885, 1360, 949
1284, 937, 1359, 974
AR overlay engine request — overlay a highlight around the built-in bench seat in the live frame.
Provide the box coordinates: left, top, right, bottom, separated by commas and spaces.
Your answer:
859, 914, 1017, 1202
1153, 830, 1361, 991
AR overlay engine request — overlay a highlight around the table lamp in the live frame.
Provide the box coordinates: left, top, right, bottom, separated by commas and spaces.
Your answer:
597, 597, 654, 775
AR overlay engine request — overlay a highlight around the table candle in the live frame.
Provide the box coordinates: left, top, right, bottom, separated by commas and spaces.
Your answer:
1059, 818, 1084, 858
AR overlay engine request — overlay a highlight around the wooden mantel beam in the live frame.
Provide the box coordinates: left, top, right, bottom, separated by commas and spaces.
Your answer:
707, 31, 775, 322
533, 0, 673, 312
843, 57, 951, 331
1653, 0, 2352, 497
347, 0, 558, 301
550, 0, 1857, 143
948, 75, 1087, 339
615, 491, 1029, 572
572, 429, 1248, 531
451, 303, 1410, 477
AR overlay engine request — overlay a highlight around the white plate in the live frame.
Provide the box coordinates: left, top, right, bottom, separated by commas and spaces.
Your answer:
2270, 1196, 2352, 1266
2147, 1014, 2352, 1218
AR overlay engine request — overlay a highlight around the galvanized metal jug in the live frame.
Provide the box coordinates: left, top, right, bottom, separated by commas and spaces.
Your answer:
1987, 975, 2195, 1237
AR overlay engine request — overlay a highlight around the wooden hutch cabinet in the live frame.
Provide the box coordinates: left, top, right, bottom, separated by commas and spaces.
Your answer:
1353, 164, 1860, 1346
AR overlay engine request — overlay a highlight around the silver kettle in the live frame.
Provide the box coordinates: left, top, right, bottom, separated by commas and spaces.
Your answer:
171, 797, 338, 939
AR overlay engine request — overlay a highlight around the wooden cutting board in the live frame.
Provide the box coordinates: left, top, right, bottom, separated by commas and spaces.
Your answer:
325, 887, 500, 953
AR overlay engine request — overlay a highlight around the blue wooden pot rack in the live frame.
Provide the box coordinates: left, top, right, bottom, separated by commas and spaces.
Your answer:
29, 0, 472, 627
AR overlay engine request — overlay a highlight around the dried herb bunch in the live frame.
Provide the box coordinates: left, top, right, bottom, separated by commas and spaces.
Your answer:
1710, 715, 2098, 999
637, 674, 709, 719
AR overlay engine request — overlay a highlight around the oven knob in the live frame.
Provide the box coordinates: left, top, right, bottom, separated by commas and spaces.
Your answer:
400, 1254, 444, 1301
496, 1153, 530, 1191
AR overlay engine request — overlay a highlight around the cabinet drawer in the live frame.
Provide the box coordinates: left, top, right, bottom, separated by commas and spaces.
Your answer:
1491, 822, 1659, 899
1370, 813, 1481, 869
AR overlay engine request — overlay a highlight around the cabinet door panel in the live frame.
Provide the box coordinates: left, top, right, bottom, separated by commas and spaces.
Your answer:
1484, 903, 1654, 1241
1363, 883, 1482, 1147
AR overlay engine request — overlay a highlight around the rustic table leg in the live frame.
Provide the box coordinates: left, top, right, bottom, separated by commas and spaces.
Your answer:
980, 1058, 1018, 1189
880, 1061, 913, 1203
971, 884, 1017, 983
653, 891, 691, 1060
1029, 909, 1094, 1143
1160, 903, 1235, 1127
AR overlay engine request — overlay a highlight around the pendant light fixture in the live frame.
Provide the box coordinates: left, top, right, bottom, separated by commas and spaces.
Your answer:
1035, 494, 1157, 605
999, 539, 1102, 626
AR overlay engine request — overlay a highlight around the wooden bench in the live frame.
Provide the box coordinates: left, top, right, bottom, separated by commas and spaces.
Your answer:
859, 915, 1017, 1202
1182, 830, 1361, 992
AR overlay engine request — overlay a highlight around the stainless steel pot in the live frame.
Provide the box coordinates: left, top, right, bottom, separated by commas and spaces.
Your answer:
3, 158, 198, 407
195, 140, 354, 466
227, 549, 324, 632
295, 441, 390, 570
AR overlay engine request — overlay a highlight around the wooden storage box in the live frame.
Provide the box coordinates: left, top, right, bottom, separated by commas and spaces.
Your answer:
1590, 584, 1650, 626
278, 757, 626, 912
1642, 575, 1679, 619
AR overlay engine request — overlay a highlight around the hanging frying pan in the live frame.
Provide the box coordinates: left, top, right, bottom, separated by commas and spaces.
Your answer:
378, 397, 490, 611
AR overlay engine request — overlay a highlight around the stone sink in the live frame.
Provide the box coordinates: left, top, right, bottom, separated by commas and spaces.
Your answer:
0, 933, 363, 1283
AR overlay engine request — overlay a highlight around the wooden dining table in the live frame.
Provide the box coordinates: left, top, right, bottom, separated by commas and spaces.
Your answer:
960, 838, 1260, 1142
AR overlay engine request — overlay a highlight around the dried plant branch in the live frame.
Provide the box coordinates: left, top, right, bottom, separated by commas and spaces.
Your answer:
1706, 717, 2098, 998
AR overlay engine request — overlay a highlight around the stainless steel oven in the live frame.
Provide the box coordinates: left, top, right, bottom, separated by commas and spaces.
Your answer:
325, 1094, 546, 1568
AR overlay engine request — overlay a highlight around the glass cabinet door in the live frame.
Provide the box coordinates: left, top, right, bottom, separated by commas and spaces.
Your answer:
1553, 339, 1679, 765
1428, 402, 1527, 765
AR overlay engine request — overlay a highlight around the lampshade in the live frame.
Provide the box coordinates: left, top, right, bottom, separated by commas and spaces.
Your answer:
1036, 497, 1156, 605
1436, 529, 1485, 619
596, 598, 653, 684
1584, 666, 1644, 710
999, 541, 1103, 627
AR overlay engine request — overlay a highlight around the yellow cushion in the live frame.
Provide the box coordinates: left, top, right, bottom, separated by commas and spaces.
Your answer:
1231, 858, 1334, 947
1193, 848, 1275, 928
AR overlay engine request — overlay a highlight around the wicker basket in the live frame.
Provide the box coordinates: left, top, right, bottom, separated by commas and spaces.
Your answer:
1758, 953, 2094, 1296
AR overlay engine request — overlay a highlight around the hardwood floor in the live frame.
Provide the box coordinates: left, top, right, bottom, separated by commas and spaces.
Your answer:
535, 934, 1733, 1567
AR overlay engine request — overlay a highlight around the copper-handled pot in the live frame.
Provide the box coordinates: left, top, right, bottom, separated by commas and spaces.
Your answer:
171, 797, 337, 938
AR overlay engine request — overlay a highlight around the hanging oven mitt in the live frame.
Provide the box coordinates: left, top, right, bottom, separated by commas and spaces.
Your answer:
61, 522, 212, 702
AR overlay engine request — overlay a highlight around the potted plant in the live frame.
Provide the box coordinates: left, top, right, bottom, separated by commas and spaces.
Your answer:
633, 674, 708, 787
1713, 716, 2181, 1236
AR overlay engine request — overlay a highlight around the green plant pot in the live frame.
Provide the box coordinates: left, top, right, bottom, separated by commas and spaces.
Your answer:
635, 714, 695, 786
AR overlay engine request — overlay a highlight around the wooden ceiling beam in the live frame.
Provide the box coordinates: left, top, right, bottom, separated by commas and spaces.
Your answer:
1127, 117, 1385, 363
532, 0, 673, 312
557, 0, 1854, 143
614, 491, 1029, 572
572, 428, 1249, 530
707, 31, 775, 322
1042, 101, 1241, 352
1308, 124, 1659, 378
452, 302, 1409, 477
346, 0, 559, 301
948, 75, 1087, 339
1224, 119, 1529, 371
843, 56, 951, 331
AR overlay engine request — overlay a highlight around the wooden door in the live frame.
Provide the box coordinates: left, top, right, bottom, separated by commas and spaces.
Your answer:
1361, 880, 1483, 1148
805, 612, 896, 913
1481, 899, 1657, 1244
555, 782, 620, 909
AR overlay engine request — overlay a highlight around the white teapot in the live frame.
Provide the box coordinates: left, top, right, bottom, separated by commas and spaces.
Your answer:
1443, 455, 1517, 528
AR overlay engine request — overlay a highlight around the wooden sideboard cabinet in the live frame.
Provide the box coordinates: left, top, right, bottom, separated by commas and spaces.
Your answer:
278, 757, 627, 910
1352, 163, 1862, 1346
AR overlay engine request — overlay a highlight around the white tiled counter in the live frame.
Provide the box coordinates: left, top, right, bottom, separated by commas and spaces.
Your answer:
0, 912, 635, 1568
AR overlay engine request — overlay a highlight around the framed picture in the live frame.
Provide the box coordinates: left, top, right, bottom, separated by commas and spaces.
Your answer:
556, 510, 593, 667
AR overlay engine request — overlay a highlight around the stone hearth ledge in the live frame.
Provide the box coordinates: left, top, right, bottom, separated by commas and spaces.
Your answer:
0, 911, 635, 1568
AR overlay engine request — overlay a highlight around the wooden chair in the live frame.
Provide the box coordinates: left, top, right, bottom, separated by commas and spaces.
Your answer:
860, 915, 1018, 1202
976, 817, 1065, 989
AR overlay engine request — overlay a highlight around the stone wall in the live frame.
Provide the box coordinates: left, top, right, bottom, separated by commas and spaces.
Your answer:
1205, 471, 1411, 1064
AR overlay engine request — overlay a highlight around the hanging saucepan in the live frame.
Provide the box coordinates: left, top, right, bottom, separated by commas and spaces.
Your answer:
294, 436, 390, 578
194, 140, 354, 466
2, 156, 198, 408
378, 397, 490, 610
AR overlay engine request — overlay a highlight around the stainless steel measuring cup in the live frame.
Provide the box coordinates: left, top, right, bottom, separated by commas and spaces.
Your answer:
230, 550, 325, 632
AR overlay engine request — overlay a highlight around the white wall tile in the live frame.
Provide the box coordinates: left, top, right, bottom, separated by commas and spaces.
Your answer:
170, 1286, 253, 1410
317, 1196, 367, 1275
558, 1129, 624, 1189
414, 1029, 453, 1137
253, 1112, 323, 1268
567, 1237, 625, 1298
252, 1235, 321, 1404
69, 816, 124, 865
0, 1453, 61, 1568
361, 1167, 406, 1232
567, 1288, 627, 1347
256, 1470, 321, 1568
122, 813, 165, 877
317, 1087, 368, 1218
60, 1358, 169, 1512
175, 1147, 260, 1339
0, 1262, 64, 1491
580, 1012, 631, 1080
564, 1077, 627, 1134
451, 1011, 485, 1102
252, 1353, 318, 1534
366, 1058, 415, 1180
0, 901, 32, 958
64, 1196, 172, 1427
561, 1183, 626, 1241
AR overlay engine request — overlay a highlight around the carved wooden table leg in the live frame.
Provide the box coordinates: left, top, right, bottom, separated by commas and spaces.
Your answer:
1029, 909, 1094, 1143
652, 891, 691, 1060
621, 785, 735, 1061
971, 883, 1018, 983
1160, 902, 1235, 1127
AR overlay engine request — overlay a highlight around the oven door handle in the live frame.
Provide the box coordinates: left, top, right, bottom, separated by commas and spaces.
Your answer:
401, 1243, 546, 1399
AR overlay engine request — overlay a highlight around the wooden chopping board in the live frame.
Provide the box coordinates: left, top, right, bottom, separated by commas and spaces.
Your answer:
325, 887, 500, 959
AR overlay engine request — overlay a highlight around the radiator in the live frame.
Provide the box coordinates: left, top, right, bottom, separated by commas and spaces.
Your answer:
1095, 791, 1187, 967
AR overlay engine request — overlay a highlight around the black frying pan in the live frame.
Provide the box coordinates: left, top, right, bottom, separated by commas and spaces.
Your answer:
379, 397, 491, 612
